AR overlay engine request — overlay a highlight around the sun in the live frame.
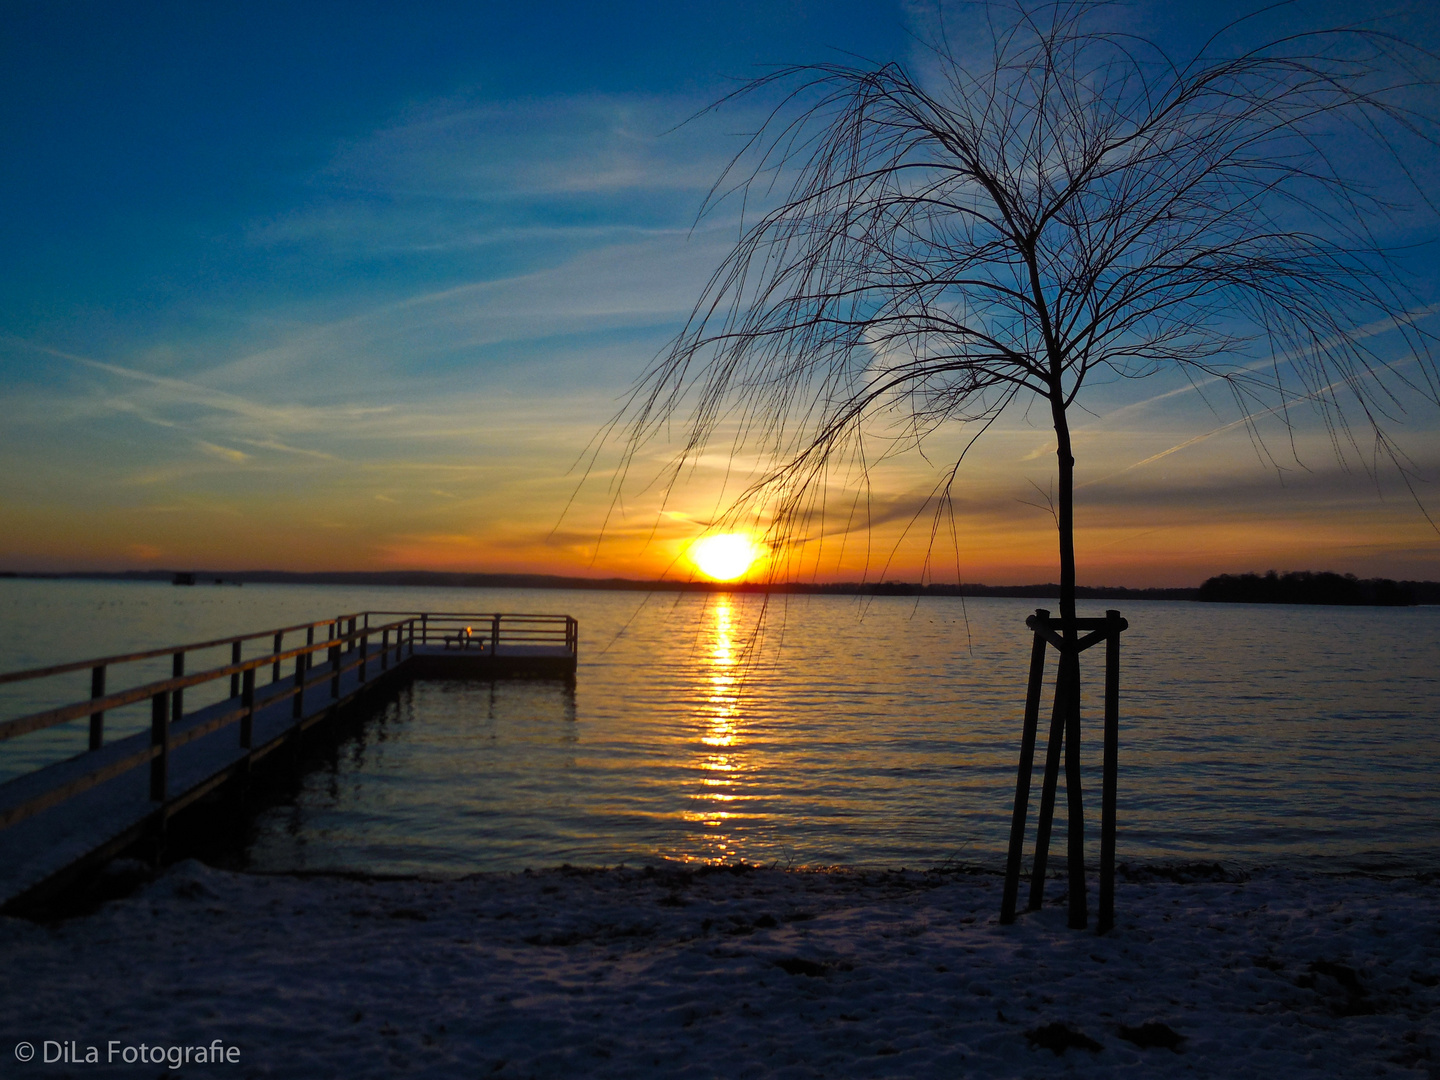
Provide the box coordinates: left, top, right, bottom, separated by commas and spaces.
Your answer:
689, 533, 764, 582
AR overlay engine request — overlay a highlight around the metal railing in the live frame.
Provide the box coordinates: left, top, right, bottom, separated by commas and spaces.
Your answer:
369, 611, 578, 654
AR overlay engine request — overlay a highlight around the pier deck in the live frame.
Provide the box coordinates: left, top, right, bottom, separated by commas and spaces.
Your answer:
0, 611, 576, 911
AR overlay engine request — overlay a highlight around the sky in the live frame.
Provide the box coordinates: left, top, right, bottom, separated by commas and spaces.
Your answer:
2, 0, 1439, 587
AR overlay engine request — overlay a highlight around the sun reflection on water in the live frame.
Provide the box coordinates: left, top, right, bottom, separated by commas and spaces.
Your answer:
683, 595, 750, 861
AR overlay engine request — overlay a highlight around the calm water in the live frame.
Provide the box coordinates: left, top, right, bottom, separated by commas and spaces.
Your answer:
0, 579, 1436, 875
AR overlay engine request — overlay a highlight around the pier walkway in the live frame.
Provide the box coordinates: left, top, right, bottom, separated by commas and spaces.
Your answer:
0, 611, 577, 911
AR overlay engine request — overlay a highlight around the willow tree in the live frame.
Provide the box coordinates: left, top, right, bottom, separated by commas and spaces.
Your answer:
611, 3, 1439, 922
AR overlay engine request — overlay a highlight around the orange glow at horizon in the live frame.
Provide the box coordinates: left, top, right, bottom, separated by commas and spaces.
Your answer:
4, 459, 1438, 587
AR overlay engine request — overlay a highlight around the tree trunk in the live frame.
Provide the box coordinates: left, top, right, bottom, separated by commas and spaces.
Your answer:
1051, 391, 1088, 928
1050, 394, 1077, 624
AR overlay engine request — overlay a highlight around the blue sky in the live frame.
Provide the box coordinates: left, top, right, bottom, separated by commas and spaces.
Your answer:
3, 1, 1439, 584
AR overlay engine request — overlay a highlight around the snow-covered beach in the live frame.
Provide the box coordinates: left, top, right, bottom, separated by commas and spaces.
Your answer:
2, 860, 1436, 1078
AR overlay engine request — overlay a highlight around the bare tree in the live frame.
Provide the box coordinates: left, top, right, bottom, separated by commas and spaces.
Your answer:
603, 1, 1440, 924
617, 0, 1439, 615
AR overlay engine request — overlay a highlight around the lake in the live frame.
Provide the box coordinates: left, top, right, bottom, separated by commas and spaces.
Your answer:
0, 578, 1435, 875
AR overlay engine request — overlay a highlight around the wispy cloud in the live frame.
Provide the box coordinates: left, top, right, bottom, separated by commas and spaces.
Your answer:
246, 93, 749, 263
321, 94, 736, 200
194, 440, 250, 464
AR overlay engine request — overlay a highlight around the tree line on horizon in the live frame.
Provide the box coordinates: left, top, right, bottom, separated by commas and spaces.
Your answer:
1194, 570, 1432, 606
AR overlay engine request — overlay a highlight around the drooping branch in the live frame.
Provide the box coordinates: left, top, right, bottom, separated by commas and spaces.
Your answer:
602, 1, 1440, 596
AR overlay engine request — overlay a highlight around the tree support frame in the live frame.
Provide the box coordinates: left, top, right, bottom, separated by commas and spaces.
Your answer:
999, 608, 1127, 933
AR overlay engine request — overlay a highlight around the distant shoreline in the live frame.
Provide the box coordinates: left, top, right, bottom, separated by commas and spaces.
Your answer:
2, 568, 1437, 605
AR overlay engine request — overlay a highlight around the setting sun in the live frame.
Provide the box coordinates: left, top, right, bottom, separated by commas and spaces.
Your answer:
688, 533, 764, 582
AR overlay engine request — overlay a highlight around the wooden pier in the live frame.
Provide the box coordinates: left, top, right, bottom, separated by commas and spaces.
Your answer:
0, 611, 577, 912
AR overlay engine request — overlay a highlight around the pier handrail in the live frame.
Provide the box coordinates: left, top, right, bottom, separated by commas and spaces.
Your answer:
0, 611, 578, 746
367, 612, 578, 650
0, 618, 415, 744
0, 613, 373, 686
0, 616, 414, 743
0, 614, 422, 834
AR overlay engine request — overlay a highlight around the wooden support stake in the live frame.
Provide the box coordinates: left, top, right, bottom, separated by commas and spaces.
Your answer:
88, 664, 106, 751
1028, 659, 1069, 912
1098, 610, 1121, 934
149, 692, 168, 801
1063, 648, 1088, 930
1002, 608, 1128, 929
1001, 610, 1049, 924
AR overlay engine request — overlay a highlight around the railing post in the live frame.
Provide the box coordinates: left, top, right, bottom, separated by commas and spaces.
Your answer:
240, 667, 255, 749
150, 691, 168, 801
229, 640, 241, 698
348, 617, 357, 652
272, 632, 283, 682
88, 664, 106, 751
381, 629, 389, 670
359, 633, 368, 682
171, 651, 185, 730
293, 652, 306, 719
421, 613, 428, 646
491, 613, 500, 655
330, 642, 341, 698
1098, 610, 1122, 935
1001, 609, 1050, 924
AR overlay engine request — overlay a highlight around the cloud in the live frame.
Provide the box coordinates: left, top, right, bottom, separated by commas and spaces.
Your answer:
195, 440, 250, 464
323, 94, 736, 199
8, 338, 384, 442
245, 93, 749, 263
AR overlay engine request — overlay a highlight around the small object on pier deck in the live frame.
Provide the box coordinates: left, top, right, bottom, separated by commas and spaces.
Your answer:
1000, 608, 1128, 934
444, 625, 481, 650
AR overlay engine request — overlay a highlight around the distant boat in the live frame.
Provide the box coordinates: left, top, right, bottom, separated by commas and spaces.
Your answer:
172, 572, 195, 586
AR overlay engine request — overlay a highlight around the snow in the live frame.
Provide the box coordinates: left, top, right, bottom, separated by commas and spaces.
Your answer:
1, 860, 1436, 1078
